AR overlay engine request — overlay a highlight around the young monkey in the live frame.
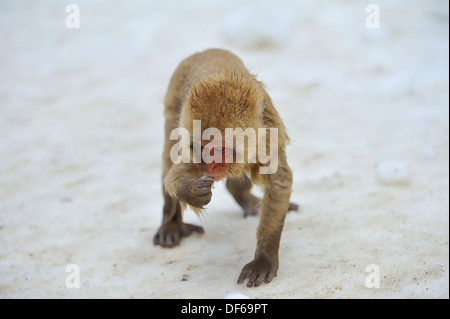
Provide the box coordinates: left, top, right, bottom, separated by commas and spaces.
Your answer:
153, 48, 298, 287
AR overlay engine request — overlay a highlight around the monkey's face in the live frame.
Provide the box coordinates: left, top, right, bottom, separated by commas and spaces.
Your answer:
180, 72, 265, 180
193, 139, 233, 181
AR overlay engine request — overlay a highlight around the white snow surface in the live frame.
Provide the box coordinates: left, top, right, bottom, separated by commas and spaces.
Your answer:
224, 293, 250, 299
0, 0, 448, 298
376, 161, 410, 185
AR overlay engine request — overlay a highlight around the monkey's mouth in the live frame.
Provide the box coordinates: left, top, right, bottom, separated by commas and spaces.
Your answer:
203, 173, 226, 181
201, 163, 227, 181
211, 174, 226, 181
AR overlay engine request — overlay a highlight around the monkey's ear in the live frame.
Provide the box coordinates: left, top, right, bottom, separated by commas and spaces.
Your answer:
256, 94, 265, 115
178, 102, 194, 132
252, 76, 266, 113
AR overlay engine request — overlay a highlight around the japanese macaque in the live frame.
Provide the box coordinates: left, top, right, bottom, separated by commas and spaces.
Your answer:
153, 48, 298, 287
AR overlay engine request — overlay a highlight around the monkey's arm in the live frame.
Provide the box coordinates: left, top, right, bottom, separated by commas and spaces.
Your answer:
238, 152, 293, 287
155, 163, 207, 247
164, 163, 213, 209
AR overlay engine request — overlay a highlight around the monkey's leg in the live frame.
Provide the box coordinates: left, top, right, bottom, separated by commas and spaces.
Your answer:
153, 113, 204, 247
227, 175, 299, 217
237, 156, 293, 287
153, 191, 204, 248
226, 175, 260, 217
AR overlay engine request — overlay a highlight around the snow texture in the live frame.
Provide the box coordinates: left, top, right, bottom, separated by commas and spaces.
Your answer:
376, 161, 410, 185
224, 293, 250, 299
0, 0, 448, 298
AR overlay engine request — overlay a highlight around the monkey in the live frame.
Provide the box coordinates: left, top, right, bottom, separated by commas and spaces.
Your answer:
153, 48, 298, 287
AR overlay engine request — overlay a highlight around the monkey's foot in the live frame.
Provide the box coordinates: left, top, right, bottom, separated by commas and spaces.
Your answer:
241, 194, 260, 217
288, 202, 299, 212
237, 257, 278, 287
153, 222, 204, 248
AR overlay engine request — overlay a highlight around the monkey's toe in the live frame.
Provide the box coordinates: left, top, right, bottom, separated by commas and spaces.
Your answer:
153, 221, 204, 248
288, 202, 299, 212
243, 206, 259, 217
241, 194, 260, 217
180, 222, 204, 237
153, 232, 179, 248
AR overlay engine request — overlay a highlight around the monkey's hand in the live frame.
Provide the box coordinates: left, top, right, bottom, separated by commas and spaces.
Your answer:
237, 256, 278, 287
176, 178, 214, 208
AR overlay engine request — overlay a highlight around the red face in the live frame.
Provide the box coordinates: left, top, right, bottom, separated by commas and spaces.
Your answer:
194, 140, 232, 181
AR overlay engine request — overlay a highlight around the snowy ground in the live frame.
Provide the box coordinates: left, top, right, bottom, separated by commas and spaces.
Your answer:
0, 0, 448, 298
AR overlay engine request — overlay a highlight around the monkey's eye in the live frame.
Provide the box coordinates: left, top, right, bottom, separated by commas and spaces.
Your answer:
214, 147, 226, 153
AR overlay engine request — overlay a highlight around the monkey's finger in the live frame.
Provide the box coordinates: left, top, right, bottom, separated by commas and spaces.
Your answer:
163, 233, 177, 247
246, 271, 261, 287
184, 181, 211, 197
237, 268, 252, 285
153, 233, 161, 245
195, 186, 213, 196
171, 233, 180, 246
190, 186, 212, 197
197, 179, 214, 188
254, 273, 268, 287
197, 192, 212, 207
161, 234, 171, 247
264, 272, 274, 284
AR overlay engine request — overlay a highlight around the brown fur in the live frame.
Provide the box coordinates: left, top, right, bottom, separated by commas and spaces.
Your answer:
154, 48, 296, 287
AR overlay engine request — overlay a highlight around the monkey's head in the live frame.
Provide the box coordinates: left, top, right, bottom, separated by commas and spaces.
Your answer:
179, 71, 265, 181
